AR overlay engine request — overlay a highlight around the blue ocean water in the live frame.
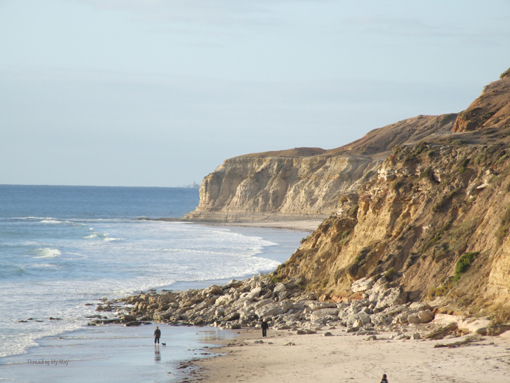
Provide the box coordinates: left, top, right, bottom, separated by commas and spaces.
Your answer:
0, 185, 305, 360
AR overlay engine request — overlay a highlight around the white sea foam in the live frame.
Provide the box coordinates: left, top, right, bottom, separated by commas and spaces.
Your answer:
0, 219, 304, 359
40, 219, 63, 224
103, 237, 121, 242
33, 248, 61, 258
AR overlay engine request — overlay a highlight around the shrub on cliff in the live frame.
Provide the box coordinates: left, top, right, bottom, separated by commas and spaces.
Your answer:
454, 252, 479, 282
500, 67, 510, 79
495, 206, 510, 247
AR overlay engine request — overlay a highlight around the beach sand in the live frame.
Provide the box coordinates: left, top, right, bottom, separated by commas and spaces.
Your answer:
194, 327, 510, 383
209, 219, 324, 233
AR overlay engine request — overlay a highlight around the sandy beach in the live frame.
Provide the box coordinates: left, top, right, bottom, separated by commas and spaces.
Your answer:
198, 219, 324, 233
194, 326, 510, 383
224, 220, 323, 233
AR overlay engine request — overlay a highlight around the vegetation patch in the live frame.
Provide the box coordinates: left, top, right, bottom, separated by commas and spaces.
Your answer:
428, 277, 454, 299
495, 206, 510, 246
432, 189, 460, 213
384, 267, 396, 281
500, 67, 510, 79
453, 251, 479, 282
391, 178, 403, 191
421, 220, 454, 254
339, 231, 352, 245
457, 157, 470, 173
348, 205, 359, 218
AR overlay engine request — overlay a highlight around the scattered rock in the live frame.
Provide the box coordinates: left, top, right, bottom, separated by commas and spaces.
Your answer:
425, 323, 458, 340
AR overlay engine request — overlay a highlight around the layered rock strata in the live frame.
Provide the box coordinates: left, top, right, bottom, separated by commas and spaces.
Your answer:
186, 115, 457, 222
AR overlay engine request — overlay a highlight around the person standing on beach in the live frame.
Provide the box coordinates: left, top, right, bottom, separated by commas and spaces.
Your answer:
154, 326, 161, 345
261, 319, 269, 337
380, 373, 388, 383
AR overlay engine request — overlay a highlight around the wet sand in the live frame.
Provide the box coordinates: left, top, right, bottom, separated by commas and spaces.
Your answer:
0, 324, 234, 383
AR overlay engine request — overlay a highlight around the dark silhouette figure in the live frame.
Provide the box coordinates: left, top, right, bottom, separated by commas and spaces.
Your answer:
380, 373, 388, 383
261, 319, 269, 337
154, 326, 161, 345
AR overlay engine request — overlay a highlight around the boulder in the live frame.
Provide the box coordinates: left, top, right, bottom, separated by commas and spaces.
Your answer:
204, 285, 223, 296
345, 312, 371, 327
409, 302, 431, 312
120, 314, 137, 323
374, 287, 406, 312
310, 308, 339, 322
214, 294, 233, 307
351, 277, 374, 293
153, 310, 172, 321
274, 283, 287, 293
417, 309, 434, 323
425, 323, 458, 340
246, 287, 262, 300
255, 301, 292, 318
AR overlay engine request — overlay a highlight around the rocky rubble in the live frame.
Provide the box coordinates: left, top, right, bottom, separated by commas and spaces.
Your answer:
87, 273, 493, 341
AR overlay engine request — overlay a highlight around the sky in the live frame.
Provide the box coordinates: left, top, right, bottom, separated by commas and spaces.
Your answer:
1, 0, 509, 187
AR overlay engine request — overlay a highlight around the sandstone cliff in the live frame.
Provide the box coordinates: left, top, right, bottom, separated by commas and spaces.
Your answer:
187, 69, 510, 315
272, 71, 510, 314
186, 114, 456, 222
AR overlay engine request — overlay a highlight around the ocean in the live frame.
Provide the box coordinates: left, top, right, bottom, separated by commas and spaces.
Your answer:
0, 185, 306, 381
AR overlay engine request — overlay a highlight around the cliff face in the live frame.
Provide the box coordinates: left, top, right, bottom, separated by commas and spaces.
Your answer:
188, 69, 510, 312
187, 155, 379, 220
272, 71, 510, 311
274, 143, 510, 310
186, 114, 456, 221
452, 75, 510, 132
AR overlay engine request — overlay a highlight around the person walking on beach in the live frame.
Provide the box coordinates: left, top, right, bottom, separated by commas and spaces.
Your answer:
261, 319, 269, 337
154, 326, 161, 345
380, 373, 388, 383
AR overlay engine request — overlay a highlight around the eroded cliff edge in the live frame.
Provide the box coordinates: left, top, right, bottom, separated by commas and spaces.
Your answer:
187, 71, 510, 314
186, 113, 457, 222
272, 72, 510, 313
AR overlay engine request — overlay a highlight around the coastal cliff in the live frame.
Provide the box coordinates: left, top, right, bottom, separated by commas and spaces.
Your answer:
272, 72, 510, 313
186, 114, 456, 222
187, 69, 510, 314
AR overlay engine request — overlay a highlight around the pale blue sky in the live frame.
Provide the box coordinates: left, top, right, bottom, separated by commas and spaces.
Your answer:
1, 0, 509, 186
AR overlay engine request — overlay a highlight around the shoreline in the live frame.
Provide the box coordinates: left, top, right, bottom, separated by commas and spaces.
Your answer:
1, 223, 306, 382
112, 272, 510, 383
140, 217, 324, 233
0, 323, 234, 383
